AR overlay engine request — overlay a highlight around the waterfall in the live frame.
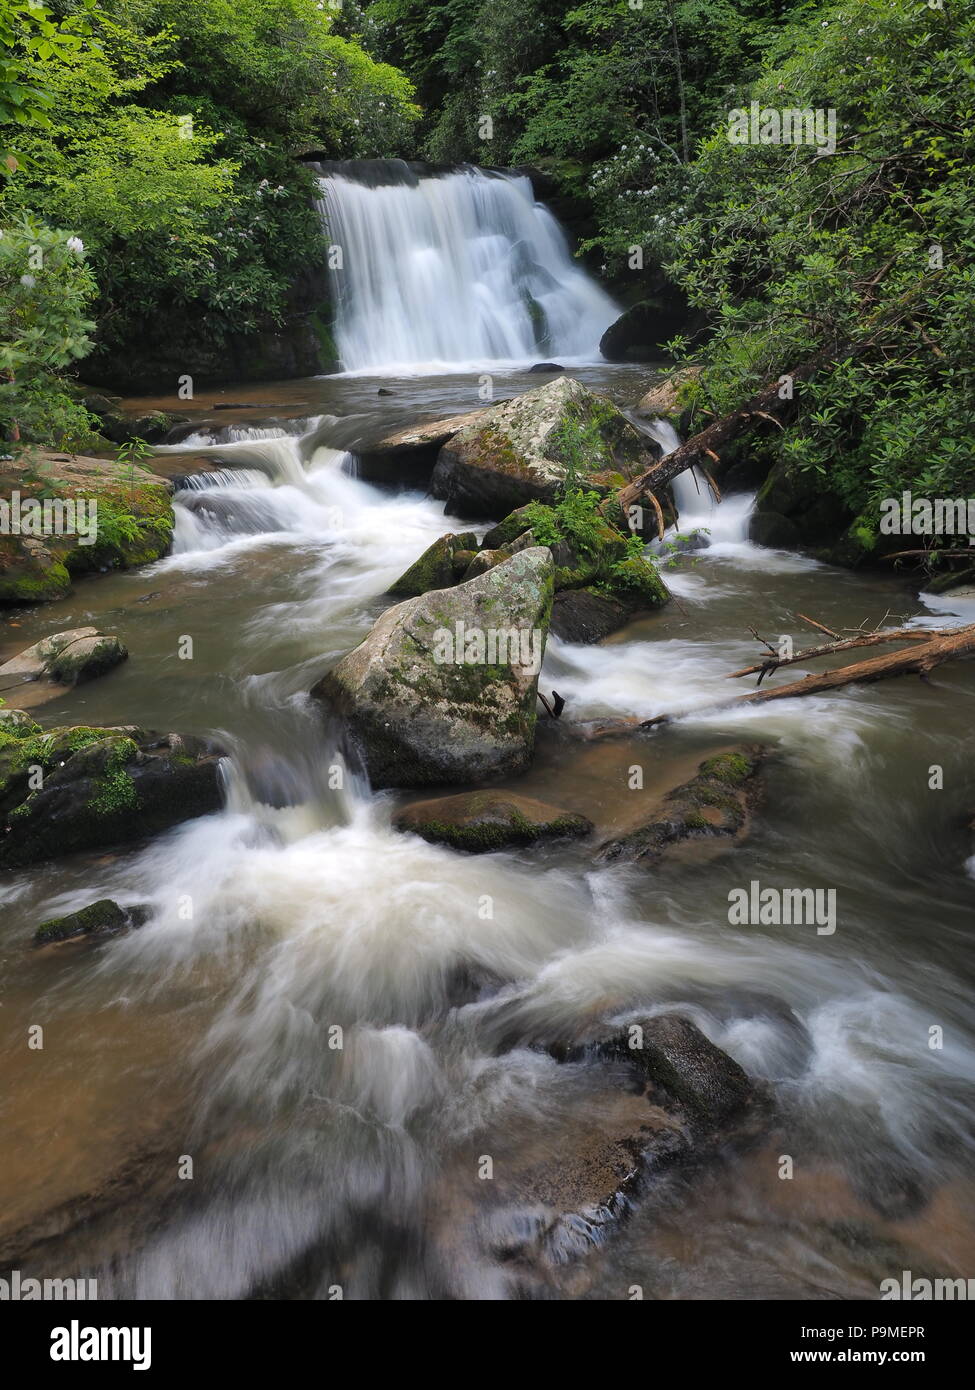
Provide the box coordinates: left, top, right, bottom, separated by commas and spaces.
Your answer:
314, 161, 619, 373
633, 414, 756, 549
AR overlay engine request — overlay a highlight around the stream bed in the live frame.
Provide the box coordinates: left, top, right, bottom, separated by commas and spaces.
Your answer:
2, 367, 974, 1299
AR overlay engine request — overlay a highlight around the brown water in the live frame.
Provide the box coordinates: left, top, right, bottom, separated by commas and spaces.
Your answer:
2, 369, 974, 1299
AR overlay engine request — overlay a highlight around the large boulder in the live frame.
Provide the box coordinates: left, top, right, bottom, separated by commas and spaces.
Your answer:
0, 627, 127, 698
0, 719, 225, 868
429, 377, 656, 519
0, 453, 174, 605
393, 790, 592, 852
599, 296, 690, 363
311, 548, 555, 789
635, 365, 703, 424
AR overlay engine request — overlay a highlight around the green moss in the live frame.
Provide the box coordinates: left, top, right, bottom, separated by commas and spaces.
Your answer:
87, 737, 140, 815
699, 751, 755, 786
34, 898, 129, 944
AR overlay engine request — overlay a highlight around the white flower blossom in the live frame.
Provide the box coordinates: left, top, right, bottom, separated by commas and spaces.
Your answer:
66, 236, 84, 255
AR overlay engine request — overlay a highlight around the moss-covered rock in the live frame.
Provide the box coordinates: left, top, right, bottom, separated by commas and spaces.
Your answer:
0, 627, 127, 700
311, 548, 555, 788
387, 531, 477, 597
430, 377, 656, 519
596, 746, 766, 865
393, 790, 592, 852
0, 452, 175, 606
0, 724, 225, 869
33, 898, 150, 946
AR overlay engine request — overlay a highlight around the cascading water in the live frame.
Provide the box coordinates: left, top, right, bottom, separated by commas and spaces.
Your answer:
4, 401, 975, 1301
315, 161, 620, 373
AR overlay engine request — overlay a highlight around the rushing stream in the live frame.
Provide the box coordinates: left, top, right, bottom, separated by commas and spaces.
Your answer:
3, 370, 974, 1298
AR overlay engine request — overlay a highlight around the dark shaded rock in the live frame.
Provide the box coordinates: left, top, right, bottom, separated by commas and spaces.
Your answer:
600, 298, 689, 363
393, 789, 592, 852
594, 1014, 756, 1127
528, 362, 564, 373
749, 510, 802, 550
0, 723, 225, 869
550, 587, 630, 644
33, 899, 151, 946
352, 409, 488, 488
311, 548, 555, 789
596, 747, 765, 866
387, 531, 477, 597
430, 377, 655, 519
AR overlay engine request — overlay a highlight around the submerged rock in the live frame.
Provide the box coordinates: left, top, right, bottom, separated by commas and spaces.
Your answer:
429, 377, 655, 519
393, 790, 592, 852
0, 627, 127, 696
0, 453, 174, 605
387, 531, 477, 597
33, 898, 150, 946
596, 747, 765, 865
311, 547, 555, 788
0, 722, 225, 868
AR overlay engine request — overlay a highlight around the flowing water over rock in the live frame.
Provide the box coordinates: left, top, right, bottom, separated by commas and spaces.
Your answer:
315, 162, 620, 374
2, 383, 975, 1300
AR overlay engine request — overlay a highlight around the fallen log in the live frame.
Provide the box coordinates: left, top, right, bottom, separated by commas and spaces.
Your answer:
642, 623, 975, 727
727, 626, 946, 680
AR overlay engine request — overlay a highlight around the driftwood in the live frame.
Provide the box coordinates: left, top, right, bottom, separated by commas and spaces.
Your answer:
641, 623, 975, 728
726, 626, 948, 680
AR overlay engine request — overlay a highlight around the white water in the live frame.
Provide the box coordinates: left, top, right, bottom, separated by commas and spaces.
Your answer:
9, 408, 975, 1299
316, 165, 620, 373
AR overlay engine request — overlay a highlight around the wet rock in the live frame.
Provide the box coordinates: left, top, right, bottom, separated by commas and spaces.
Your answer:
387, 531, 478, 597
550, 587, 630, 644
635, 366, 703, 422
352, 409, 489, 488
476, 497, 669, 621
429, 1015, 766, 1292
393, 790, 592, 852
596, 747, 765, 866
600, 299, 689, 364
430, 377, 655, 519
749, 510, 802, 550
528, 362, 564, 373
311, 547, 555, 789
589, 1014, 757, 1127
0, 723, 226, 869
33, 898, 150, 946
0, 627, 127, 695
0, 452, 174, 605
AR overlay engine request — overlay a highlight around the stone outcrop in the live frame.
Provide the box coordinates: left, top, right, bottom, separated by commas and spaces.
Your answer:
311, 548, 555, 788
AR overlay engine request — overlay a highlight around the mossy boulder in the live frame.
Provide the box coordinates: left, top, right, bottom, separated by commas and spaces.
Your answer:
387, 531, 477, 597
635, 366, 703, 426
0, 722, 225, 869
0, 627, 127, 699
596, 747, 766, 865
430, 377, 655, 519
311, 548, 555, 789
473, 497, 669, 640
33, 898, 150, 946
0, 452, 175, 605
393, 790, 593, 852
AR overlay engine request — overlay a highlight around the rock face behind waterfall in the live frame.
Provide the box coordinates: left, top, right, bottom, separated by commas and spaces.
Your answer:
311, 549, 555, 788
430, 377, 656, 519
